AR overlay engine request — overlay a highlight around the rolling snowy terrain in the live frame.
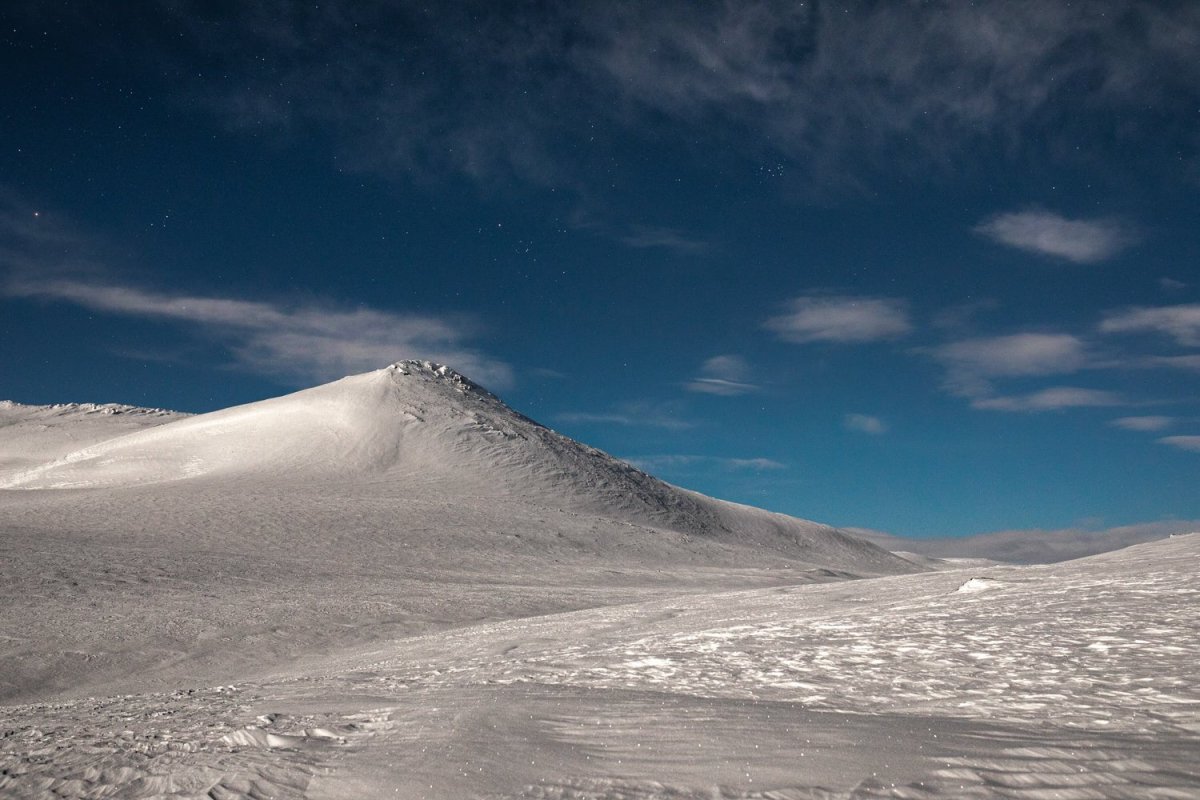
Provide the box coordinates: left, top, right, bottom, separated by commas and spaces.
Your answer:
0, 362, 912, 704
2, 362, 1196, 798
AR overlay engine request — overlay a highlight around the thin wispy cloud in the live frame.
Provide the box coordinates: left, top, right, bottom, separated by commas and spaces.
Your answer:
685, 355, 760, 396
844, 413, 887, 435
932, 333, 1090, 377
140, 2, 1200, 192
1110, 416, 1173, 432
556, 402, 695, 431
4, 278, 512, 388
556, 412, 642, 427
975, 211, 1136, 263
1147, 355, 1200, 372
0, 197, 512, 387
1159, 436, 1200, 453
971, 387, 1124, 413
1100, 304, 1200, 346
568, 210, 710, 255
581, 2, 1200, 183
924, 330, 1187, 415
624, 454, 785, 472
619, 225, 709, 255
931, 299, 1000, 331
764, 295, 912, 344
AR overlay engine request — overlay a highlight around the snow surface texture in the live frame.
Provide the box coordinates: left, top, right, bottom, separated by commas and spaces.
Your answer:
1, 535, 1197, 798
2, 363, 1196, 798
0, 400, 185, 478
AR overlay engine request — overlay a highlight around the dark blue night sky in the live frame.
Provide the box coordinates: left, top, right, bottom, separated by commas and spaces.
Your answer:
3, 2, 1199, 538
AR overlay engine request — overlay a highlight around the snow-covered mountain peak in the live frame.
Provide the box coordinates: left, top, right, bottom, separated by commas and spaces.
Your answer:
385, 360, 499, 401
0, 365, 916, 575
1, 362, 529, 491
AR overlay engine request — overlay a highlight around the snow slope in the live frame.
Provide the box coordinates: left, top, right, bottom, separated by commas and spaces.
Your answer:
2, 533, 1195, 798
1, 361, 905, 571
2, 366, 1194, 797
0, 400, 184, 479
0, 362, 913, 702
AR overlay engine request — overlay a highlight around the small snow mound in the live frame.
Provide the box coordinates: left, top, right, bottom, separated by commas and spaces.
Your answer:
956, 577, 1005, 594
1, 400, 177, 417
220, 726, 343, 749
73, 402, 176, 417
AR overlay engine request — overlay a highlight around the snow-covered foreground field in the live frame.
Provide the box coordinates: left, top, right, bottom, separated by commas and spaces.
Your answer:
3, 534, 1196, 799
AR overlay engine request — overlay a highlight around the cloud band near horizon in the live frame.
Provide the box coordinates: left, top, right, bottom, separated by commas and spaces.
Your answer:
4, 278, 513, 388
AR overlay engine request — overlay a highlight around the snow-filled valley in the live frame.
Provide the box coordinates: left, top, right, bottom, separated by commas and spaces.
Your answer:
1, 363, 1197, 798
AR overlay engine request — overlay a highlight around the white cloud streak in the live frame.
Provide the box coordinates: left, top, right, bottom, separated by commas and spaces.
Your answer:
624, 454, 786, 472
1110, 416, 1173, 432
1159, 436, 1200, 453
685, 379, 758, 396
931, 299, 1000, 331
149, 1, 1200, 192
971, 386, 1124, 412
685, 355, 760, 396
764, 295, 912, 344
1100, 304, 1200, 346
5, 278, 512, 388
933, 333, 1089, 377
581, 2, 1200, 182
924, 331, 1192, 415
927, 333, 1091, 399
844, 413, 887, 435
619, 225, 709, 254
1147, 355, 1200, 372
975, 211, 1135, 263
556, 402, 695, 431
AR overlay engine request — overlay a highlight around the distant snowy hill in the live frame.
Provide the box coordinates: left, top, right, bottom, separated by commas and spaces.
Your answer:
855, 522, 1200, 564
0, 400, 185, 479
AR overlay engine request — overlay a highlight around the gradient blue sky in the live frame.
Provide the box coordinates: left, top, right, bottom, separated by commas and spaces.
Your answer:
3, 2, 1199, 538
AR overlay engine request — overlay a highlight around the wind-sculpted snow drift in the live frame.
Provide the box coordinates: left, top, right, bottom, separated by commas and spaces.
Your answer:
0, 362, 911, 703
